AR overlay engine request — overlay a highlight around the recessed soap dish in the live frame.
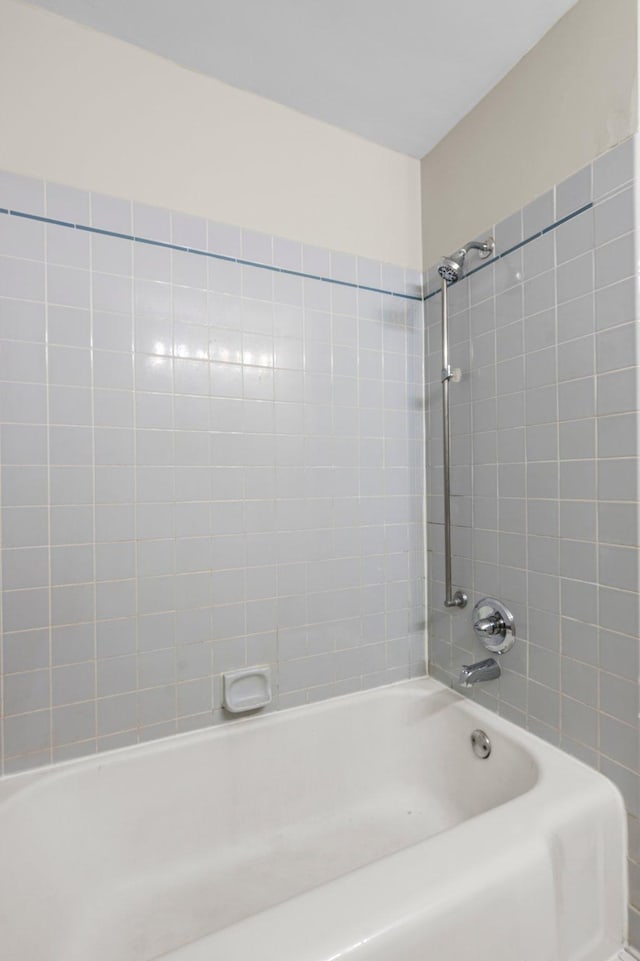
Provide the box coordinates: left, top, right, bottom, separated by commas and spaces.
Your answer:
223, 666, 272, 714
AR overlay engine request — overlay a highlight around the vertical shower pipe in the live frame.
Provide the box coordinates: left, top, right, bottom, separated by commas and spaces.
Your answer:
441, 276, 467, 609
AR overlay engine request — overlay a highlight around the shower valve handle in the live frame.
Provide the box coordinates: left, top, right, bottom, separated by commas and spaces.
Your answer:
474, 614, 505, 637
472, 597, 516, 655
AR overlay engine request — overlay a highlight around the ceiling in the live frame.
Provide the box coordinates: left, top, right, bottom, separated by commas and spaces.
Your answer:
27, 0, 579, 158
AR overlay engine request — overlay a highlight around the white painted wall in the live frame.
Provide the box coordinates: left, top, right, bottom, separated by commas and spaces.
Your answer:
3, 0, 636, 273
0, 0, 422, 269
420, 0, 639, 268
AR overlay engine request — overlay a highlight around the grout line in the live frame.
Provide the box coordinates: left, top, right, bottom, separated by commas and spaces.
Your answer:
0, 208, 422, 303
423, 201, 594, 301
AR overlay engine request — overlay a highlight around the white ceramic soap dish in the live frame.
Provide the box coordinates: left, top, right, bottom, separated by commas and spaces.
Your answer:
223, 666, 272, 714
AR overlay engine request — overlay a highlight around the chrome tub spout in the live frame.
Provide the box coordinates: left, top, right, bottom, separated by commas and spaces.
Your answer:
458, 657, 500, 688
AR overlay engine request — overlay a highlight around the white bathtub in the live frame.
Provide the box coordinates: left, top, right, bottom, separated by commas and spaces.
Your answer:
0, 678, 626, 961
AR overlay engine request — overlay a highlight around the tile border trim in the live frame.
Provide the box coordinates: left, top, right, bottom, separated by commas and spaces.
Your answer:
423, 201, 594, 301
0, 207, 422, 303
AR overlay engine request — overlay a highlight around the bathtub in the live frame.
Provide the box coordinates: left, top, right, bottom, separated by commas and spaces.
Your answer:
0, 677, 626, 961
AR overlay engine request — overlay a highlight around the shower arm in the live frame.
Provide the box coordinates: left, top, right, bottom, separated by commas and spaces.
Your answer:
464, 240, 492, 254
440, 276, 468, 609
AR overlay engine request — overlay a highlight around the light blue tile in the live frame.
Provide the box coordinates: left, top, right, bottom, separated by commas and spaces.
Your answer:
593, 138, 634, 198
556, 164, 592, 219
523, 190, 554, 236
594, 186, 634, 246
494, 210, 522, 254
91, 192, 132, 233
47, 182, 90, 224
0, 171, 45, 215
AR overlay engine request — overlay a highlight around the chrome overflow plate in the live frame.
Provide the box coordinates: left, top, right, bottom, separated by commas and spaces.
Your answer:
472, 596, 515, 655
471, 729, 491, 759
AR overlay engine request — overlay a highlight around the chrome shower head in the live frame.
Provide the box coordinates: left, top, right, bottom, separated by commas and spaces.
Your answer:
438, 238, 495, 284
438, 252, 465, 283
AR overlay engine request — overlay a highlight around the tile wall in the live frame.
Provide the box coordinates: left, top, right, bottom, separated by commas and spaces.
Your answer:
0, 171, 425, 774
425, 136, 640, 945
2, 136, 637, 948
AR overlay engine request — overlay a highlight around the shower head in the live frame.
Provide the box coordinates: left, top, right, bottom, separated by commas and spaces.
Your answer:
438, 252, 464, 283
438, 238, 495, 284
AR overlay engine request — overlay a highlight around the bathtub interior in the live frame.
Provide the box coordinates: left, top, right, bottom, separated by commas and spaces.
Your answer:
1, 680, 541, 961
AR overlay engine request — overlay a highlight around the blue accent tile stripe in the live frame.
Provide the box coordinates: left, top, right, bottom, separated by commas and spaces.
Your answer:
423, 201, 594, 301
0, 207, 421, 302
541, 202, 593, 233
11, 210, 76, 230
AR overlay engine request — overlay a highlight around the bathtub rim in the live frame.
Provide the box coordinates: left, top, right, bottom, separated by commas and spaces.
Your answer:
0, 674, 624, 807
